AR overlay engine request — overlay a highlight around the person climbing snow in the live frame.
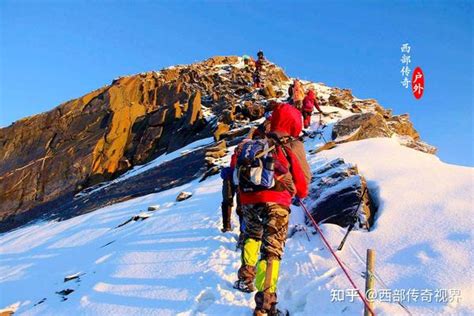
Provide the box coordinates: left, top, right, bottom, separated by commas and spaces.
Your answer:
233, 102, 311, 316
253, 50, 267, 88
220, 154, 242, 233
302, 89, 324, 128
221, 146, 251, 252
290, 79, 305, 110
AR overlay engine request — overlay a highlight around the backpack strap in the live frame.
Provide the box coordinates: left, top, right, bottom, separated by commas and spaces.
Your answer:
266, 132, 294, 173
255, 144, 275, 159
266, 133, 295, 155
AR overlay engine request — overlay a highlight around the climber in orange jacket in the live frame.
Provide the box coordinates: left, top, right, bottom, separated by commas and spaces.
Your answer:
289, 79, 305, 110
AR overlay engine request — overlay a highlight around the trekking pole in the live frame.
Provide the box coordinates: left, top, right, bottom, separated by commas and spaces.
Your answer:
337, 187, 367, 251
337, 223, 355, 251
299, 200, 376, 316
312, 114, 327, 144
303, 226, 311, 242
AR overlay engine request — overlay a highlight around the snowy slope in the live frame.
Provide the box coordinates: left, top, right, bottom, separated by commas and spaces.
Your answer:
1, 109, 473, 315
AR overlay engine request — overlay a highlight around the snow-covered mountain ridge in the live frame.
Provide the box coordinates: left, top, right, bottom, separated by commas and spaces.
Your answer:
0, 55, 432, 233
0, 56, 472, 315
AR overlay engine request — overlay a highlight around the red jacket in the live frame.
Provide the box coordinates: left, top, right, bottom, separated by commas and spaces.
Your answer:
230, 153, 237, 169
303, 90, 322, 113
270, 103, 302, 138
255, 57, 266, 71
240, 103, 310, 207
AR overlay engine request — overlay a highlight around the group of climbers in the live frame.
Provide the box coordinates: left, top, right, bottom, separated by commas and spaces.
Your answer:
288, 79, 325, 128
219, 67, 312, 314
219, 48, 267, 235
245, 51, 325, 129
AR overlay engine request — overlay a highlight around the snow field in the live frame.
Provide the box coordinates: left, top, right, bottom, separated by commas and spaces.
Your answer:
1, 111, 473, 315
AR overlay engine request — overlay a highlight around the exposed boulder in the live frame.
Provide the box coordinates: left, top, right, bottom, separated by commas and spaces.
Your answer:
148, 205, 160, 211
205, 141, 227, 160
261, 84, 276, 98
386, 114, 420, 140
332, 112, 392, 142
214, 123, 230, 141
242, 101, 265, 121
328, 88, 354, 110
116, 212, 152, 228
64, 272, 83, 283
307, 158, 376, 229
310, 141, 337, 154
396, 136, 437, 154
199, 166, 221, 182
176, 191, 193, 201
203, 56, 239, 67
185, 91, 203, 125
219, 126, 252, 142
332, 112, 436, 155
56, 289, 74, 301
221, 109, 235, 125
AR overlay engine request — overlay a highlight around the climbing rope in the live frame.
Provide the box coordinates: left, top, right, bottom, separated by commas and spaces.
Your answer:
299, 200, 377, 316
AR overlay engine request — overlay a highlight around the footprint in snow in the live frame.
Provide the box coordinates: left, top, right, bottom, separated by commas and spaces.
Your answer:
195, 288, 216, 312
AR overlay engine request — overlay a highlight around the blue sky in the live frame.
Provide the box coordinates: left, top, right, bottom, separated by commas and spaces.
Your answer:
0, 1, 472, 166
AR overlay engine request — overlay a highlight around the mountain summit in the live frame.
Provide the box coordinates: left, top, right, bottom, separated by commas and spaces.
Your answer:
0, 56, 434, 232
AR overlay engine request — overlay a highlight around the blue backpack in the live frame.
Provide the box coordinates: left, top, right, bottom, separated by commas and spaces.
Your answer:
233, 139, 276, 192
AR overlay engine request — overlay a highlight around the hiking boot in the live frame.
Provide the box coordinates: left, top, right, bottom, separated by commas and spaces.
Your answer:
221, 227, 231, 233
268, 306, 289, 316
233, 280, 256, 293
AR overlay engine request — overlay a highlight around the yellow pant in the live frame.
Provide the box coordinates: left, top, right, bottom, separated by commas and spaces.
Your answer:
241, 238, 281, 293
255, 258, 280, 293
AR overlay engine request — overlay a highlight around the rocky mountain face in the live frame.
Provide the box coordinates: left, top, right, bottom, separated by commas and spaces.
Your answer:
0, 55, 434, 232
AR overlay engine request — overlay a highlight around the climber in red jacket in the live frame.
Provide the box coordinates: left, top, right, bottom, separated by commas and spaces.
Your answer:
253, 51, 267, 88
302, 89, 323, 128
234, 102, 311, 316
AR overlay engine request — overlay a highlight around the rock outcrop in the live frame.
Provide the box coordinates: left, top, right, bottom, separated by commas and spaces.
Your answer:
0, 139, 211, 233
0, 56, 289, 225
331, 112, 436, 154
307, 158, 376, 229
0, 55, 435, 232
332, 112, 392, 142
